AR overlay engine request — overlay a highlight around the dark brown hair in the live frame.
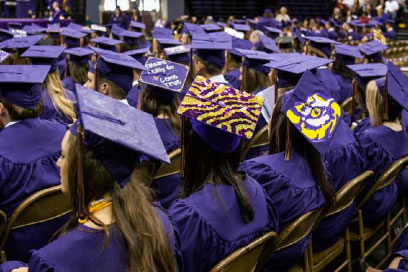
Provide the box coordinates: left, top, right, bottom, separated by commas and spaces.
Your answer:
60, 132, 177, 272
141, 85, 181, 134
0, 98, 43, 120
194, 55, 222, 77
65, 60, 89, 85
241, 66, 271, 94
181, 119, 254, 223
223, 52, 241, 74
269, 97, 335, 205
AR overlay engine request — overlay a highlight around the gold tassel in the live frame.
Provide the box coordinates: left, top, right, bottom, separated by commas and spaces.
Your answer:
284, 121, 291, 161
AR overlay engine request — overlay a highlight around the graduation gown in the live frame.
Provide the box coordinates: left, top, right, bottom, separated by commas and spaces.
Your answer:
224, 68, 241, 90
151, 118, 181, 208
0, 206, 179, 272
0, 118, 67, 262
240, 151, 325, 271
168, 178, 278, 272
332, 73, 353, 104
356, 125, 408, 224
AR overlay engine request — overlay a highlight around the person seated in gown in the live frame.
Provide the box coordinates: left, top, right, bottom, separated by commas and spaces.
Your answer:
21, 45, 76, 124
355, 61, 408, 225
84, 46, 146, 106
168, 76, 279, 272
61, 28, 87, 49
1, 83, 179, 272
138, 57, 188, 208
224, 37, 251, 90
358, 40, 388, 64
0, 65, 68, 262
63, 47, 93, 86
347, 63, 388, 135
240, 70, 355, 270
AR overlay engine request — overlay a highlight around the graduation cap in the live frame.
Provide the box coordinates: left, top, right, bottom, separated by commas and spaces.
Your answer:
46, 25, 63, 38
275, 36, 296, 50
164, 44, 191, 65
201, 24, 222, 32
304, 36, 340, 58
124, 47, 149, 64
67, 22, 94, 35
152, 26, 173, 39
282, 70, 343, 155
90, 46, 146, 94
8, 22, 23, 29
5, 34, 44, 51
230, 23, 250, 32
384, 61, 408, 112
61, 28, 87, 48
258, 34, 281, 53
21, 45, 66, 73
347, 63, 387, 85
130, 21, 146, 31
91, 36, 122, 51
0, 65, 51, 109
217, 22, 227, 28
111, 24, 126, 39
178, 75, 264, 153
358, 40, 388, 61
140, 57, 189, 98
264, 26, 282, 39
334, 44, 362, 65
0, 29, 14, 42
70, 82, 169, 188
22, 24, 46, 35
121, 30, 143, 47
64, 47, 93, 66
156, 37, 181, 50
265, 54, 333, 88
238, 48, 274, 74
228, 37, 252, 57
192, 34, 232, 70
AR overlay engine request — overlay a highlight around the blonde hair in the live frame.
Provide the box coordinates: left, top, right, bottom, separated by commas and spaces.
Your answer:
366, 80, 384, 126
44, 70, 76, 121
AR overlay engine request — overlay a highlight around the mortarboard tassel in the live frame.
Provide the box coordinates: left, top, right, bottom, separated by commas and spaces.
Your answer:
76, 125, 89, 224
284, 120, 291, 161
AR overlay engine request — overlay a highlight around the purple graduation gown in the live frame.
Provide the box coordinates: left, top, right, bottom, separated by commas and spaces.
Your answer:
0, 206, 180, 272
0, 118, 67, 262
224, 68, 241, 90
168, 178, 278, 272
151, 118, 181, 208
240, 151, 325, 271
356, 125, 408, 224
333, 73, 353, 104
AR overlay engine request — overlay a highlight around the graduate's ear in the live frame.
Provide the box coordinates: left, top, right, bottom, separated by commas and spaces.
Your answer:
0, 102, 6, 116
99, 82, 111, 96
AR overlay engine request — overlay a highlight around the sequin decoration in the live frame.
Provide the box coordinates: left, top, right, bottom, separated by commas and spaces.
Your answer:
286, 93, 341, 142
177, 76, 264, 139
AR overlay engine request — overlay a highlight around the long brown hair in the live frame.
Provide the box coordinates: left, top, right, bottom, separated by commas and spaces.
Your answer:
60, 132, 177, 272
65, 60, 89, 85
222, 52, 241, 74
141, 85, 182, 134
241, 66, 271, 94
269, 97, 335, 205
182, 119, 254, 223
43, 70, 77, 121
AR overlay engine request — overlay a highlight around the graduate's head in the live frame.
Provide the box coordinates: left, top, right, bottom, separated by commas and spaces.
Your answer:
178, 76, 264, 223
0, 65, 49, 127
65, 47, 92, 85
57, 85, 177, 272
239, 49, 273, 93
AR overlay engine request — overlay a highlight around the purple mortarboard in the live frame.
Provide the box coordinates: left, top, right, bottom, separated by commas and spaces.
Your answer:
350, 20, 365, 28
140, 57, 189, 95
367, 19, 382, 27
228, 37, 252, 57
192, 34, 232, 70
230, 23, 250, 32
330, 18, 341, 28
234, 19, 246, 24
61, 28, 87, 48
275, 36, 296, 50
90, 46, 146, 94
347, 63, 387, 85
358, 40, 388, 60
334, 44, 362, 65
121, 30, 143, 46
124, 47, 149, 64
71, 83, 169, 188
264, 26, 282, 39
91, 36, 122, 51
8, 22, 22, 29
201, 24, 222, 32
6, 34, 44, 50
282, 70, 343, 154
130, 21, 146, 30
384, 61, 408, 111
305, 36, 340, 58
21, 45, 66, 73
46, 25, 62, 38
152, 27, 173, 39
156, 37, 181, 50
181, 23, 204, 36
238, 48, 274, 74
67, 22, 94, 34
111, 24, 125, 39
22, 24, 46, 35
164, 44, 191, 65
178, 76, 264, 153
0, 29, 14, 42
0, 65, 50, 109
217, 22, 227, 28
258, 34, 281, 53
65, 47, 93, 66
